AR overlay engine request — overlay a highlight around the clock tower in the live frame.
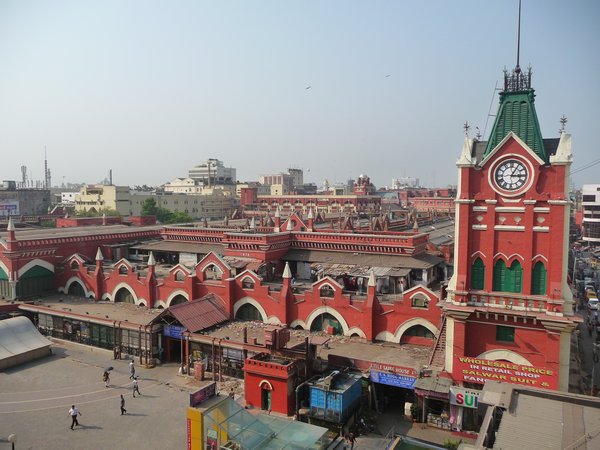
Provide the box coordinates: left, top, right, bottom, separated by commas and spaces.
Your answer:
444, 65, 579, 391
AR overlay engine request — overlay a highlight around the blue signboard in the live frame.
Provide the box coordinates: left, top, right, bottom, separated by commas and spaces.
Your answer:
163, 324, 185, 339
370, 370, 416, 389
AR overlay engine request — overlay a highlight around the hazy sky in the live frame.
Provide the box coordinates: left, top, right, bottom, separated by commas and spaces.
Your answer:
1, 1, 598, 189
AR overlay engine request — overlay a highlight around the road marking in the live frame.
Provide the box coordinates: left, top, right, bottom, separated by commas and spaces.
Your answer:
0, 382, 159, 413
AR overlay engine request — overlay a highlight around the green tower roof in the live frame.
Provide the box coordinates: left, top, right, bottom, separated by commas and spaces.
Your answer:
483, 67, 547, 163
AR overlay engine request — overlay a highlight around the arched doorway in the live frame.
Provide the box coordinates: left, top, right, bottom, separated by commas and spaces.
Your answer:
68, 281, 85, 297
16, 265, 54, 298
261, 384, 272, 411
236, 303, 262, 321
114, 287, 135, 304
310, 313, 343, 335
170, 295, 187, 306
400, 325, 435, 344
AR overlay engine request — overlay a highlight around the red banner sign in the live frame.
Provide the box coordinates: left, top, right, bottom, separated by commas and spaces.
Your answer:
453, 356, 558, 390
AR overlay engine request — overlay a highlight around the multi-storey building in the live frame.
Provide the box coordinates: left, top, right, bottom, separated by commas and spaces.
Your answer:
74, 184, 234, 219
581, 184, 600, 246
392, 177, 420, 189
188, 159, 236, 186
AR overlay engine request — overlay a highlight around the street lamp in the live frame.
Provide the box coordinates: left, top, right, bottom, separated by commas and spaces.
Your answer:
7, 434, 16, 450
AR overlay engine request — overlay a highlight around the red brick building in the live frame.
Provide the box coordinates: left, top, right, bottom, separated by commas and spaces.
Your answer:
0, 213, 447, 347
441, 66, 579, 391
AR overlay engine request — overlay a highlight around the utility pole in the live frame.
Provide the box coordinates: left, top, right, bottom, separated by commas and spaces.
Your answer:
592, 343, 599, 396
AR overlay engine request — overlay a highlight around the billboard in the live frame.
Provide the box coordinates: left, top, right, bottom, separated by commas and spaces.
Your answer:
449, 386, 480, 409
370, 370, 416, 389
453, 356, 558, 390
0, 201, 19, 217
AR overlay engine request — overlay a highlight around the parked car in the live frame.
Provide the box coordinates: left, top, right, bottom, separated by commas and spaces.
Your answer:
589, 298, 599, 311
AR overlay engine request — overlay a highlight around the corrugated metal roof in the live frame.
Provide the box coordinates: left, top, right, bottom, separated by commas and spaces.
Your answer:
130, 240, 224, 255
167, 293, 228, 333
222, 256, 265, 271
493, 394, 564, 450
284, 249, 442, 269
413, 376, 452, 394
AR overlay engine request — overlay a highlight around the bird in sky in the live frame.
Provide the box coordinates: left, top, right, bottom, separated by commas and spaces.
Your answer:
305, 86, 312, 90
385, 74, 391, 78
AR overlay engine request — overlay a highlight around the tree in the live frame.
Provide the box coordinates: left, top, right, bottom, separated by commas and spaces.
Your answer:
140, 198, 158, 217
141, 198, 193, 224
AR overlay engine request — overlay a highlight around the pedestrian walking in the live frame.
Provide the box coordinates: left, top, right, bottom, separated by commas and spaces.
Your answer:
129, 359, 136, 380
68, 405, 81, 430
347, 432, 356, 450
120, 395, 127, 415
103, 370, 110, 388
133, 376, 141, 397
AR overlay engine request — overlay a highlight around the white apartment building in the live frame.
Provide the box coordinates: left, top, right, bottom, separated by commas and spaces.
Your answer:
582, 184, 600, 245
188, 159, 236, 186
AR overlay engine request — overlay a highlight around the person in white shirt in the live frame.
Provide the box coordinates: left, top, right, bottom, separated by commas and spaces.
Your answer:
132, 377, 141, 397
68, 405, 81, 430
129, 360, 136, 380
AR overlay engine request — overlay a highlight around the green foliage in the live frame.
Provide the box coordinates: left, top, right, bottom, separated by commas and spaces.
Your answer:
140, 198, 158, 217
443, 439, 460, 450
40, 220, 56, 228
141, 198, 192, 224
169, 211, 193, 224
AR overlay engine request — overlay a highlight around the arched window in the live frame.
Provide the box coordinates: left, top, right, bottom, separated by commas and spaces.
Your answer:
118, 265, 129, 275
507, 260, 523, 293
175, 271, 186, 282
411, 295, 429, 308
204, 264, 222, 280
70, 261, 80, 270
403, 325, 435, 339
493, 260, 522, 293
242, 278, 255, 289
471, 258, 485, 290
531, 261, 547, 295
492, 260, 506, 292
319, 285, 335, 298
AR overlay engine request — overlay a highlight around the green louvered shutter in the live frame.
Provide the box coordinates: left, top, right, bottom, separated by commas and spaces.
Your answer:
493, 260, 506, 292
531, 261, 547, 295
471, 258, 485, 290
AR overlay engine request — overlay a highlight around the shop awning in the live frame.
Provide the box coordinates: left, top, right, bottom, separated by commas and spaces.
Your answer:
414, 376, 453, 399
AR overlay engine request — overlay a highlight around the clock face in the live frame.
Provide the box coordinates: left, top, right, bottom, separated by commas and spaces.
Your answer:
493, 159, 529, 191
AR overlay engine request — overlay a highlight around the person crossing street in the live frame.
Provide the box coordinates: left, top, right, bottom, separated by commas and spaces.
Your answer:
120, 395, 127, 415
132, 376, 141, 397
68, 405, 81, 430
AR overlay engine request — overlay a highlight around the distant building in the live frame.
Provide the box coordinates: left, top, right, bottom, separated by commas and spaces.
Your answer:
74, 185, 233, 219
259, 168, 304, 193
581, 184, 600, 245
163, 178, 236, 197
0, 182, 50, 216
188, 159, 236, 186
60, 192, 78, 205
392, 177, 420, 189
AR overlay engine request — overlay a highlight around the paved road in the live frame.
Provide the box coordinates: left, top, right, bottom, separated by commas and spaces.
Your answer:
0, 341, 192, 450
578, 308, 600, 394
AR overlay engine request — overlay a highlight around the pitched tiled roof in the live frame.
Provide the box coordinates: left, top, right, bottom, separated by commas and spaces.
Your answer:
167, 293, 228, 333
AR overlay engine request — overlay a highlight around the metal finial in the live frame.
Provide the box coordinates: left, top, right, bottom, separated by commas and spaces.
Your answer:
559, 115, 568, 134
463, 121, 470, 137
475, 127, 482, 141
516, 0, 522, 72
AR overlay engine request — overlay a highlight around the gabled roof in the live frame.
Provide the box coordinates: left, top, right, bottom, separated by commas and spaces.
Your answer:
483, 69, 547, 163
165, 293, 228, 333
